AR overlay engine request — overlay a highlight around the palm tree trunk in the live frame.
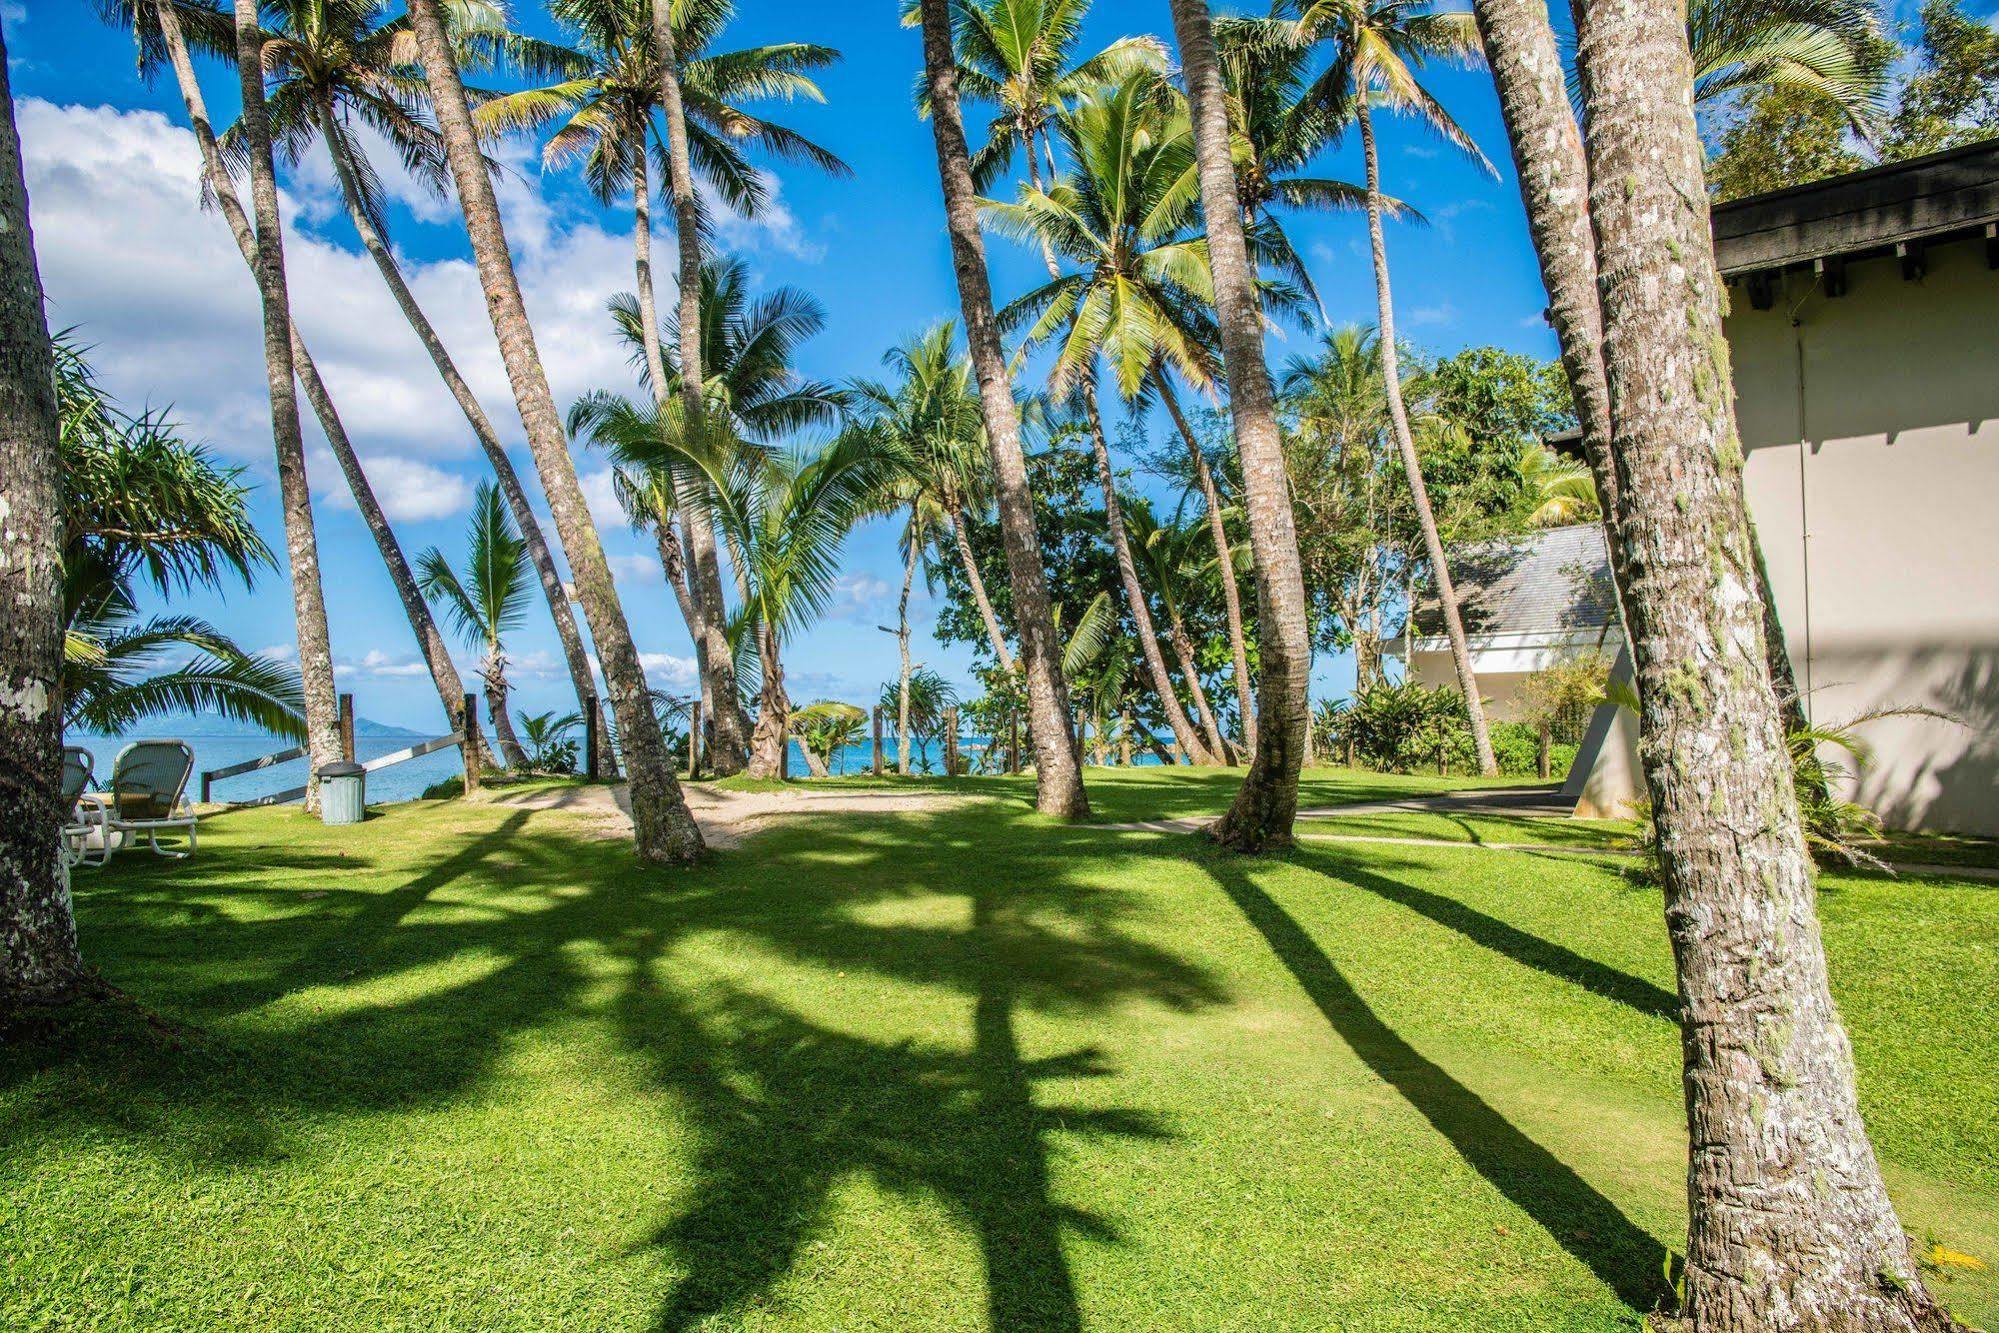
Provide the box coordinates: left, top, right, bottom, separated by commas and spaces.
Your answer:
652, 519, 714, 772
155, 18, 487, 772
318, 105, 610, 775
746, 621, 789, 779
0, 39, 82, 1003
948, 499, 1016, 671
918, 0, 1087, 818
896, 519, 918, 774
1168, 616, 1227, 760
483, 655, 528, 770
1571, 6, 1955, 1327
1166, 0, 1314, 848
1356, 100, 1496, 778
646, 0, 751, 777
231, 0, 342, 813
1080, 383, 1215, 764
631, 144, 749, 772
1153, 366, 1255, 755
1466, 0, 1813, 752
408, 0, 702, 864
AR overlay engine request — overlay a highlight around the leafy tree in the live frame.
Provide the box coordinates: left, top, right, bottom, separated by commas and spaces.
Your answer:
792, 700, 866, 776
1885, 0, 1999, 157
518, 710, 582, 774
877, 668, 958, 773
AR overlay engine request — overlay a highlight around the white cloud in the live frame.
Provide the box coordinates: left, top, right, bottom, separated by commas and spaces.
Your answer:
1407, 302, 1459, 328
344, 649, 433, 679
638, 652, 697, 687
608, 551, 662, 583
317, 450, 473, 522
577, 468, 630, 531
700, 171, 824, 263
19, 99, 640, 474
831, 572, 894, 622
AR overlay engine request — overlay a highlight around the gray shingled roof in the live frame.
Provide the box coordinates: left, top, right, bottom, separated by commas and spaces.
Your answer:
1411, 523, 1616, 639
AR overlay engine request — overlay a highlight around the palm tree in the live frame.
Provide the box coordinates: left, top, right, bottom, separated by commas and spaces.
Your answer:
0, 34, 83, 1000
915, 0, 1089, 817
985, 74, 1238, 764
921, 0, 1166, 192
1291, 0, 1497, 776
1513, 442, 1598, 528
1281, 324, 1400, 685
1688, 0, 1886, 131
1165, 0, 1316, 848
224, 0, 614, 772
849, 325, 1016, 674
1567, 2, 1950, 1325
417, 484, 534, 770
1125, 499, 1232, 759
474, 0, 845, 774
405, 0, 702, 864
225, 0, 344, 809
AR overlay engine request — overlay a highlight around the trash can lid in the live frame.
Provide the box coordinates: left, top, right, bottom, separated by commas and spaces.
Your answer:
316, 762, 366, 778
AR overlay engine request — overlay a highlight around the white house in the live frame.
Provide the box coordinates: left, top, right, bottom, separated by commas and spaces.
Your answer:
1416, 142, 1999, 837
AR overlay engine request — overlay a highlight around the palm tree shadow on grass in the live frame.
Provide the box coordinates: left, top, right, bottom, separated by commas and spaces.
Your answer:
1194, 851, 1669, 1313
613, 821, 1222, 1333
16, 802, 1224, 1331
1297, 847, 1681, 1020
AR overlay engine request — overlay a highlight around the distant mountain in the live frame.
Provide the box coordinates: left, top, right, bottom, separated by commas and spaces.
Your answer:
71, 711, 425, 740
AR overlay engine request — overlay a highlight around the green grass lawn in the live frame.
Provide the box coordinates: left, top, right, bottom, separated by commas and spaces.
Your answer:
6, 768, 1995, 1330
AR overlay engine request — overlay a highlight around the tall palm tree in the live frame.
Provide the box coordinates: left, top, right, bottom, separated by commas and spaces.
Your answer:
1567, 1, 1950, 1324
1165, 0, 1315, 848
0, 28, 83, 1001
406, 0, 702, 864
417, 484, 535, 770
915, 0, 1089, 817
1292, 0, 1498, 776
1688, 0, 1886, 131
1125, 499, 1231, 759
226, 0, 614, 772
476, 0, 845, 774
227, 0, 344, 810
848, 325, 1016, 673
920, 0, 1166, 192
985, 75, 1238, 764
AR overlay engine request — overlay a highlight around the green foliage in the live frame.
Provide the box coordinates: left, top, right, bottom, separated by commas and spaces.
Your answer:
1514, 655, 1611, 747
1886, 0, 1999, 158
879, 669, 957, 773
793, 700, 866, 775
1333, 682, 1473, 774
55, 335, 303, 740
517, 711, 582, 775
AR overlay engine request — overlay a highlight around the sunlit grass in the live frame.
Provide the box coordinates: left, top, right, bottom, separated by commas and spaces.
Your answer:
4, 773, 1994, 1330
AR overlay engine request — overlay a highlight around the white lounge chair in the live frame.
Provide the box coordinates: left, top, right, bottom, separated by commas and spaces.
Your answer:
104, 740, 198, 860
61, 745, 110, 869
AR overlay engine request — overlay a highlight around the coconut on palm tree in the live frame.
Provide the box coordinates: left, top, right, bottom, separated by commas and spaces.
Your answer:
218, 0, 613, 771
475, 0, 845, 775
405, 0, 702, 864
1290, 0, 1498, 775
417, 484, 535, 771
914, 0, 1090, 817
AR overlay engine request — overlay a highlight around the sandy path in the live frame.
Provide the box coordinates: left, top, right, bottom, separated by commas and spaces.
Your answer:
473, 781, 971, 848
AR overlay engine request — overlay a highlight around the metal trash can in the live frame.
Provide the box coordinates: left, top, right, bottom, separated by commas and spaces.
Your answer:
317, 761, 366, 825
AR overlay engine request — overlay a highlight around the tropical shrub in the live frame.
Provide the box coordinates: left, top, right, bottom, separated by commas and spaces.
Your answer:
793, 701, 867, 776
517, 711, 581, 775
880, 667, 958, 774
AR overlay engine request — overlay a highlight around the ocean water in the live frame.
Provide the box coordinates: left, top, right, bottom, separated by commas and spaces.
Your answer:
67, 732, 1142, 807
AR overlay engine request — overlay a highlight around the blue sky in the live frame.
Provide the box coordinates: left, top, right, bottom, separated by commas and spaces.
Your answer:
12, 0, 1558, 732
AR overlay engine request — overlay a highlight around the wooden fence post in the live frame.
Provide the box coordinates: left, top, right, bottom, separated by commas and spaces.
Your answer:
1009, 714, 1021, 775
583, 693, 600, 780
338, 692, 356, 763
689, 699, 703, 778
462, 692, 481, 793
944, 706, 959, 777
872, 706, 884, 777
